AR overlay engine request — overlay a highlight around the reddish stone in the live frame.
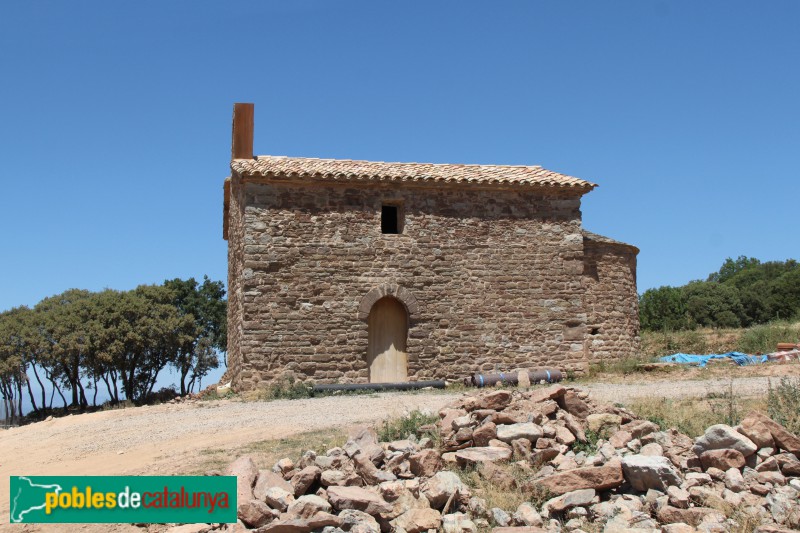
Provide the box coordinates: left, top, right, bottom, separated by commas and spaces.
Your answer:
526, 385, 566, 403
657, 505, 724, 527
699, 449, 745, 471
558, 391, 590, 419
531, 460, 624, 496
475, 390, 513, 411
742, 412, 800, 454
473, 421, 497, 447
409, 449, 442, 478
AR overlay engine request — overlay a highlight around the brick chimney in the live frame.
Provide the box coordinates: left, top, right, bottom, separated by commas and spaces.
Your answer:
231, 103, 254, 160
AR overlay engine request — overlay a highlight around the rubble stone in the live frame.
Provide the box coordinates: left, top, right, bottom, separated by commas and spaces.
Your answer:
287, 494, 332, 518
441, 512, 478, 533
326, 486, 392, 516
693, 425, 758, 457
535, 459, 624, 495
454, 446, 512, 465
724, 467, 746, 492
775, 453, 800, 476
586, 413, 622, 434
473, 421, 497, 447
543, 488, 595, 514
609, 430, 633, 449
640, 442, 664, 456
559, 391, 591, 419
264, 486, 295, 512
475, 390, 513, 411
658, 506, 724, 527
238, 499, 275, 528
409, 449, 442, 478
291, 466, 322, 497
226, 456, 259, 503
421, 471, 468, 509
496, 423, 543, 443
491, 507, 512, 527
513, 502, 543, 527
337, 509, 380, 533
667, 486, 690, 509
274, 458, 295, 477
622, 455, 682, 492
255, 470, 295, 501
390, 508, 442, 533
742, 412, 800, 454
699, 449, 745, 471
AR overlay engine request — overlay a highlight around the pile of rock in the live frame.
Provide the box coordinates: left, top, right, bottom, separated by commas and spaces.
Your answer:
198, 384, 799, 533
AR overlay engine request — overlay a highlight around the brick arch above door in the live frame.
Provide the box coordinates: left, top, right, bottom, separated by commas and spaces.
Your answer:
357, 284, 419, 321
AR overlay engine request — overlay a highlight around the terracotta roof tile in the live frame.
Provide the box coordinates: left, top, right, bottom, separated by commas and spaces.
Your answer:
231, 156, 597, 191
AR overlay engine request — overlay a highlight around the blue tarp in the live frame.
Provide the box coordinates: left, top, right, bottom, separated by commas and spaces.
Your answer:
659, 352, 768, 367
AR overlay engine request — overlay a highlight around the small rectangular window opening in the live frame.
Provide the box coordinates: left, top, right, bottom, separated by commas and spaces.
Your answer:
381, 205, 401, 234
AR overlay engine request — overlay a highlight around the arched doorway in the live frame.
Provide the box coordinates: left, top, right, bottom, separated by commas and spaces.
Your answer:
367, 297, 408, 383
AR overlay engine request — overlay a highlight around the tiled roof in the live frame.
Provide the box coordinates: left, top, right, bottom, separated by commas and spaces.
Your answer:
231, 156, 597, 191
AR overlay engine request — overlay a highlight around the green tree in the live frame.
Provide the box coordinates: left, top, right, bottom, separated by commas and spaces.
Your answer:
163, 277, 227, 396
0, 308, 31, 423
639, 286, 689, 331
33, 290, 95, 408
707, 256, 761, 283
93, 285, 195, 404
684, 281, 745, 328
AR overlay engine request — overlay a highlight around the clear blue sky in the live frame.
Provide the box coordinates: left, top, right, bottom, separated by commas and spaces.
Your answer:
2, 1, 799, 314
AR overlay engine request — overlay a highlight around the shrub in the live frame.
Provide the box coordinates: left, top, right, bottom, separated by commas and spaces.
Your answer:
377, 409, 438, 442
251, 376, 313, 401
767, 377, 800, 434
142, 386, 179, 405
738, 321, 800, 354
572, 429, 600, 454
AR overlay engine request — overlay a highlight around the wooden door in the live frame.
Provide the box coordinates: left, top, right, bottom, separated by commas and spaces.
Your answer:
367, 297, 408, 383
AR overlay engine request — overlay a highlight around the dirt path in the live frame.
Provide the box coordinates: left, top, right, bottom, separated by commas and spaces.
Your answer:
1, 370, 797, 531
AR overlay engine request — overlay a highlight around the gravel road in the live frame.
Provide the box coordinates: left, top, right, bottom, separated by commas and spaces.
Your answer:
582, 375, 777, 403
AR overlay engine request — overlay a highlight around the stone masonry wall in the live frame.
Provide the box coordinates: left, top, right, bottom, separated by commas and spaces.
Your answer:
224, 177, 246, 386
582, 238, 640, 362
228, 175, 601, 390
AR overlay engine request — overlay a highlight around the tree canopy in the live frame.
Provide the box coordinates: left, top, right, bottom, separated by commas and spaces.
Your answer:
640, 257, 800, 331
0, 277, 226, 424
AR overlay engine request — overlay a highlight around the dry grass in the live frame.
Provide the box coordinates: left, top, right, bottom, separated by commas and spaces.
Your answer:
625, 388, 767, 437
641, 320, 800, 359
641, 327, 741, 358
728, 508, 763, 533
449, 462, 551, 518
192, 429, 347, 474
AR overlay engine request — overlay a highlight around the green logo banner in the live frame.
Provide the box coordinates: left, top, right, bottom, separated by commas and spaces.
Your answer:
9, 476, 237, 523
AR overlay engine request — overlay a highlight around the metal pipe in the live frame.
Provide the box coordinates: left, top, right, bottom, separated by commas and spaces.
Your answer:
312, 380, 447, 393
471, 369, 563, 388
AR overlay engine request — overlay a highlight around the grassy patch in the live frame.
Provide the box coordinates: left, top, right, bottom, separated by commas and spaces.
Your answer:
377, 409, 439, 442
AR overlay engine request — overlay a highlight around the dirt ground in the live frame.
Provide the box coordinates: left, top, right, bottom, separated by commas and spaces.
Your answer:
1, 365, 798, 532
